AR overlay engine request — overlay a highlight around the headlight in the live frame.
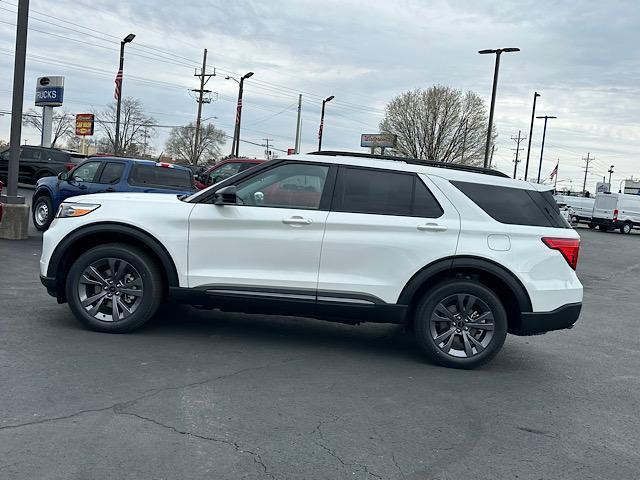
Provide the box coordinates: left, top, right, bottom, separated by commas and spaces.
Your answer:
56, 203, 100, 218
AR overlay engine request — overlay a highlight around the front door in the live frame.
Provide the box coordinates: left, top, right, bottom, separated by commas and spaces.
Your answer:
59, 161, 103, 199
188, 161, 334, 295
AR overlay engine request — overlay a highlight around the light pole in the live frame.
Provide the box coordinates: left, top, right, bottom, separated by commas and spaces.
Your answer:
535, 115, 557, 183
114, 33, 135, 156
227, 72, 254, 157
608, 165, 614, 187
524, 92, 540, 181
478, 47, 520, 168
318, 95, 334, 151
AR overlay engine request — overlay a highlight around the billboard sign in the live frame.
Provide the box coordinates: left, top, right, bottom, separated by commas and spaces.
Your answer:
75, 114, 95, 136
35, 76, 64, 107
360, 133, 397, 148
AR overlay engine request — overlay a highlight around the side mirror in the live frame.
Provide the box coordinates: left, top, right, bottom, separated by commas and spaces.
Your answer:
58, 171, 69, 181
214, 185, 238, 205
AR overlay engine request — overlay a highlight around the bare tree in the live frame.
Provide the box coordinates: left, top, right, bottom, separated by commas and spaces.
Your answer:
93, 97, 156, 156
165, 122, 226, 166
22, 108, 75, 148
379, 86, 495, 166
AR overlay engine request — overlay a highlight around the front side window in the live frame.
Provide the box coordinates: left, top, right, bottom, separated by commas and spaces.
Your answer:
71, 161, 101, 183
234, 163, 329, 209
98, 162, 125, 184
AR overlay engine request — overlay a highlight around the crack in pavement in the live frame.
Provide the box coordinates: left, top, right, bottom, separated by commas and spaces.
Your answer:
114, 409, 278, 480
0, 357, 298, 433
311, 415, 382, 479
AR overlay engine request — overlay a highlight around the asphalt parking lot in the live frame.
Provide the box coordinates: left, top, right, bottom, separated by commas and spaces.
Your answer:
1, 194, 639, 480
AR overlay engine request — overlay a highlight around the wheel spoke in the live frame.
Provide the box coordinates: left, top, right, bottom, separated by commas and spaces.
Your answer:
433, 327, 456, 344
81, 290, 108, 308
80, 274, 103, 287
472, 311, 493, 322
442, 331, 456, 353
121, 277, 142, 289
115, 297, 132, 319
464, 295, 478, 315
466, 332, 485, 353
119, 288, 142, 297
88, 266, 108, 286
87, 295, 107, 316
110, 259, 128, 282
467, 322, 495, 331
462, 331, 474, 357
435, 303, 456, 322
112, 297, 120, 320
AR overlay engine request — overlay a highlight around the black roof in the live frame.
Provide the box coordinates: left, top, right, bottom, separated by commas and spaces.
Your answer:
309, 151, 509, 178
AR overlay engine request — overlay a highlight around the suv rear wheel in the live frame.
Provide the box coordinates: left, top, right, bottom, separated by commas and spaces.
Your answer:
413, 280, 507, 369
32, 195, 53, 231
65, 243, 162, 333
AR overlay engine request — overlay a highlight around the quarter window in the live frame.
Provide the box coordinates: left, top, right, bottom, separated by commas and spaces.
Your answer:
234, 163, 329, 209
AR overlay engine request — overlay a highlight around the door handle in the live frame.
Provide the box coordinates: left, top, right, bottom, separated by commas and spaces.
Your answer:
282, 216, 313, 226
105, 187, 115, 192
417, 223, 447, 232
79, 184, 87, 190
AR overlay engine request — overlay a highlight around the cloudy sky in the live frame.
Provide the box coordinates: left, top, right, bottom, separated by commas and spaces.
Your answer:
1, 0, 638, 191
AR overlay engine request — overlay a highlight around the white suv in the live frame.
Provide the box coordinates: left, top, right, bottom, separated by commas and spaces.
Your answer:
40, 152, 583, 368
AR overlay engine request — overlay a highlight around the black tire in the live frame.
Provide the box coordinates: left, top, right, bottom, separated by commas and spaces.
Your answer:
413, 280, 508, 369
588, 223, 596, 229
65, 243, 163, 333
620, 222, 632, 234
32, 194, 54, 231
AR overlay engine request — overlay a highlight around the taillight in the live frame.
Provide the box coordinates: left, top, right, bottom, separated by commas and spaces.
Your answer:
613, 209, 619, 221
542, 237, 580, 270
65, 163, 75, 171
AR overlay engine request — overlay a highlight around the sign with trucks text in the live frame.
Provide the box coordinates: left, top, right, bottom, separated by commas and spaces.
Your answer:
360, 133, 397, 148
35, 76, 64, 107
75, 114, 95, 136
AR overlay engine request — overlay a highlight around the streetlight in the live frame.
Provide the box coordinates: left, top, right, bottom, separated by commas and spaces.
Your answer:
608, 165, 615, 187
524, 92, 541, 181
114, 32, 135, 156
318, 95, 334, 151
478, 47, 520, 168
227, 72, 254, 157
535, 115, 557, 183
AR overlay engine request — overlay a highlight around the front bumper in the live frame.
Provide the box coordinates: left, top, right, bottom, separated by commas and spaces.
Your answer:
515, 302, 582, 335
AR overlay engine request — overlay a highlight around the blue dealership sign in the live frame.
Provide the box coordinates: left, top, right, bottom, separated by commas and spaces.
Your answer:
35, 76, 64, 107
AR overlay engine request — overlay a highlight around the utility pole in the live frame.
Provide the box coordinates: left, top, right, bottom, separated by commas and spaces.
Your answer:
263, 138, 273, 160
192, 49, 213, 165
294, 94, 302, 154
524, 92, 540, 181
582, 152, 593, 195
489, 144, 495, 168
510, 129, 526, 179
608, 165, 614, 186
536, 115, 557, 183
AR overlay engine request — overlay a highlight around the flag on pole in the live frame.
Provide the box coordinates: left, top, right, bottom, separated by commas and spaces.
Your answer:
550, 162, 559, 179
114, 69, 123, 100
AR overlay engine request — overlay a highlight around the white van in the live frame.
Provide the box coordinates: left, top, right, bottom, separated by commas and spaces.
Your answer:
591, 192, 640, 234
554, 194, 595, 225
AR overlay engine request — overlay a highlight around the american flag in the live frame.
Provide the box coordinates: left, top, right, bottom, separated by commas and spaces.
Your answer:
114, 69, 123, 100
550, 162, 559, 179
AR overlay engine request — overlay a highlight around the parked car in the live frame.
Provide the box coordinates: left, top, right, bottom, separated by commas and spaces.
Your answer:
39, 151, 582, 369
195, 158, 264, 189
554, 194, 595, 226
0, 145, 82, 185
591, 191, 640, 233
32, 157, 196, 231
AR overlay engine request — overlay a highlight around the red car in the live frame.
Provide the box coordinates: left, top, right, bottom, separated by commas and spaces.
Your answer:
195, 158, 264, 190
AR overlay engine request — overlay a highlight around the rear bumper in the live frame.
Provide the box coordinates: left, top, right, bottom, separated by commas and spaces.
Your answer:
515, 302, 582, 335
590, 217, 621, 228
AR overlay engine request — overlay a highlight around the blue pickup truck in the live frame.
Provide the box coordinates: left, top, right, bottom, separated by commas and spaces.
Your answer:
32, 157, 196, 231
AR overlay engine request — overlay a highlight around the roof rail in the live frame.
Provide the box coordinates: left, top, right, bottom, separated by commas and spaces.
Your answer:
309, 150, 509, 178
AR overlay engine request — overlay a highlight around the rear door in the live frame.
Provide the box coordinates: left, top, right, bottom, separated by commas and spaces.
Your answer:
317, 166, 460, 304
593, 194, 617, 220
94, 161, 127, 193
127, 163, 195, 193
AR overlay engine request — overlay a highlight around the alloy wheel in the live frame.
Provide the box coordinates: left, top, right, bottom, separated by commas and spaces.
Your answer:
429, 294, 495, 358
77, 258, 144, 322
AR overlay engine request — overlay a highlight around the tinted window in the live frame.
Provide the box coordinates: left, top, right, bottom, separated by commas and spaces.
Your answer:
49, 150, 69, 162
129, 165, 193, 189
207, 162, 244, 184
98, 162, 125, 184
71, 161, 101, 182
235, 163, 329, 209
453, 181, 569, 228
20, 148, 41, 161
413, 178, 444, 218
335, 167, 414, 216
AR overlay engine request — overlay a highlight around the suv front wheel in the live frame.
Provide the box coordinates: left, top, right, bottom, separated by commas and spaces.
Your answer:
414, 280, 508, 369
32, 195, 53, 231
66, 244, 163, 333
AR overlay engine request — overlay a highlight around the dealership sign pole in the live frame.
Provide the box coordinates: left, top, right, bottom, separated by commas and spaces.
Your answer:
75, 114, 95, 154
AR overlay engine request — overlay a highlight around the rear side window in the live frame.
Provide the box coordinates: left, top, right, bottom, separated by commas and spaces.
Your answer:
453, 181, 569, 228
334, 167, 443, 217
129, 165, 193, 189
98, 162, 125, 184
